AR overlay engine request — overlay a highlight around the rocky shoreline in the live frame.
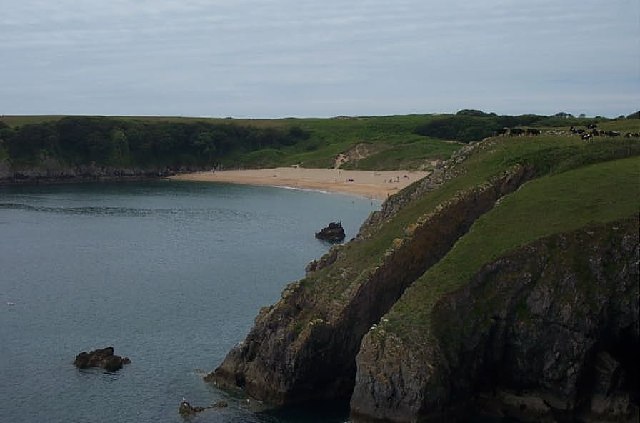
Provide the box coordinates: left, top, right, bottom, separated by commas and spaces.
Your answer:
0, 159, 204, 187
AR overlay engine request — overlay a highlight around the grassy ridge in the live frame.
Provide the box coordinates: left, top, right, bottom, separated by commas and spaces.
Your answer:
384, 154, 640, 341
301, 135, 640, 316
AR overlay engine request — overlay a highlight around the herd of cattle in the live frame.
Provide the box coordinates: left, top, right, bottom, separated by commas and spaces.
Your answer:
497, 125, 640, 141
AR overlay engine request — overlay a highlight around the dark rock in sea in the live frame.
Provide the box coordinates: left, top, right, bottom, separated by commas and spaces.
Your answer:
74, 347, 131, 372
315, 221, 345, 243
179, 400, 205, 416
178, 398, 227, 417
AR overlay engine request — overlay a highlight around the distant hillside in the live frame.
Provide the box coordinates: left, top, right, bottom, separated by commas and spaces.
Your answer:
2, 112, 638, 184
208, 131, 640, 422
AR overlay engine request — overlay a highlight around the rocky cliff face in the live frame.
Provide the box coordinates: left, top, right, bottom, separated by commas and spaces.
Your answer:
207, 134, 639, 422
207, 164, 535, 406
351, 218, 639, 422
0, 160, 198, 185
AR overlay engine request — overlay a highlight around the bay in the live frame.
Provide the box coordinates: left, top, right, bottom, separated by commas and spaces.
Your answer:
0, 180, 379, 423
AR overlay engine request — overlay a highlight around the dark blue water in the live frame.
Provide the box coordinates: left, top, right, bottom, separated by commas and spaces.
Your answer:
0, 181, 379, 423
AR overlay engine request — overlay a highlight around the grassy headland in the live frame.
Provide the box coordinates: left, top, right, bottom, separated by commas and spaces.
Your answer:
2, 111, 637, 174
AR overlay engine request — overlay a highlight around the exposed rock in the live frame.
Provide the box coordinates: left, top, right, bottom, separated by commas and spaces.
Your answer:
350, 218, 639, 422
179, 400, 205, 416
207, 165, 534, 407
334, 143, 378, 168
0, 162, 185, 186
74, 347, 131, 372
305, 245, 340, 274
178, 399, 228, 417
315, 222, 346, 243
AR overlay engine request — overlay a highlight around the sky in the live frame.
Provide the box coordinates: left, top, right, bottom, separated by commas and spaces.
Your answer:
1, 0, 638, 118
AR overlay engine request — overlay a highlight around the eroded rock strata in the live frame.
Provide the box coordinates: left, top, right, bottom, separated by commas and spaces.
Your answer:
207, 164, 534, 406
351, 218, 639, 422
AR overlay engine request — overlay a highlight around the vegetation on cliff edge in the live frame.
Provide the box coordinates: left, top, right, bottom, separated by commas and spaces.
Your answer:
383, 155, 639, 343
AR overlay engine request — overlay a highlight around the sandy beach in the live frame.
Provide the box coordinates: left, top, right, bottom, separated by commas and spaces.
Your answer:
169, 167, 430, 200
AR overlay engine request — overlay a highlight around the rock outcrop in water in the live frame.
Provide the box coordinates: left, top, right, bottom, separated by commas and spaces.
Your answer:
178, 399, 228, 417
315, 221, 346, 243
74, 347, 131, 372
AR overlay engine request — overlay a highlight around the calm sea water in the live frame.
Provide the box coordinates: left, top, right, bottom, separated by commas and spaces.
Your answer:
0, 181, 379, 423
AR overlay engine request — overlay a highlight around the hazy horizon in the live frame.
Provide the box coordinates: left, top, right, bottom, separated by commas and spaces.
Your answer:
2, 0, 638, 118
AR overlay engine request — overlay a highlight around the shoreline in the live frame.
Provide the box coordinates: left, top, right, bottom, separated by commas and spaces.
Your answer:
169, 168, 430, 200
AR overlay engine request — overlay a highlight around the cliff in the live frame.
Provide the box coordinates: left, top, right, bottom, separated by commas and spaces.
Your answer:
208, 135, 640, 422
209, 162, 534, 404
352, 218, 638, 422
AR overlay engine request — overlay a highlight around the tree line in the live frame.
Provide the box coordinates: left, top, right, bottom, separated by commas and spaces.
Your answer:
413, 109, 637, 143
0, 117, 310, 169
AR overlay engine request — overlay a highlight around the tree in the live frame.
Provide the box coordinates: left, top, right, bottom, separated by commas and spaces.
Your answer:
193, 131, 218, 163
110, 128, 130, 165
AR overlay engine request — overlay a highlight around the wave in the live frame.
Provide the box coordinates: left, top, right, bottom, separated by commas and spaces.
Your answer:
0, 202, 254, 221
274, 185, 332, 195
0, 203, 155, 217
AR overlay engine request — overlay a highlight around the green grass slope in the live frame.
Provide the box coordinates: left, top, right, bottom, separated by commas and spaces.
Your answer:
307, 136, 640, 297
383, 154, 639, 341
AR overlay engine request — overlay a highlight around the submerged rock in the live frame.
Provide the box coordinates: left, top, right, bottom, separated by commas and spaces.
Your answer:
315, 221, 345, 243
74, 347, 131, 372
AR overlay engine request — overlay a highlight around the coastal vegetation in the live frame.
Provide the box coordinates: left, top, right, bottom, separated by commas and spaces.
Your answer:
206, 116, 639, 422
1, 111, 638, 180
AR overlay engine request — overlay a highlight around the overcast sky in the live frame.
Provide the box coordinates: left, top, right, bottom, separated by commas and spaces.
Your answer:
1, 0, 638, 118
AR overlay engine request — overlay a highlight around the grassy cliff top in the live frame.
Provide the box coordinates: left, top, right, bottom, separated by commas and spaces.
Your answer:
296, 133, 639, 329
383, 153, 639, 343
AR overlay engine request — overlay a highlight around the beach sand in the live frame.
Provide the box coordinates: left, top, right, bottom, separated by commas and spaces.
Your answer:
169, 167, 430, 200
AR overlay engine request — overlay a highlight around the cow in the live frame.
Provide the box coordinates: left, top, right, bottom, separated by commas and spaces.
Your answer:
526, 128, 541, 136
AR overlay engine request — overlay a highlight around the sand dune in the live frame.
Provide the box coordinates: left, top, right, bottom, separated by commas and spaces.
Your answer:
169, 167, 429, 200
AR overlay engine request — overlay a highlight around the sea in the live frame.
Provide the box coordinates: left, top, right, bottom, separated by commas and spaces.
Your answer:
0, 180, 380, 423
